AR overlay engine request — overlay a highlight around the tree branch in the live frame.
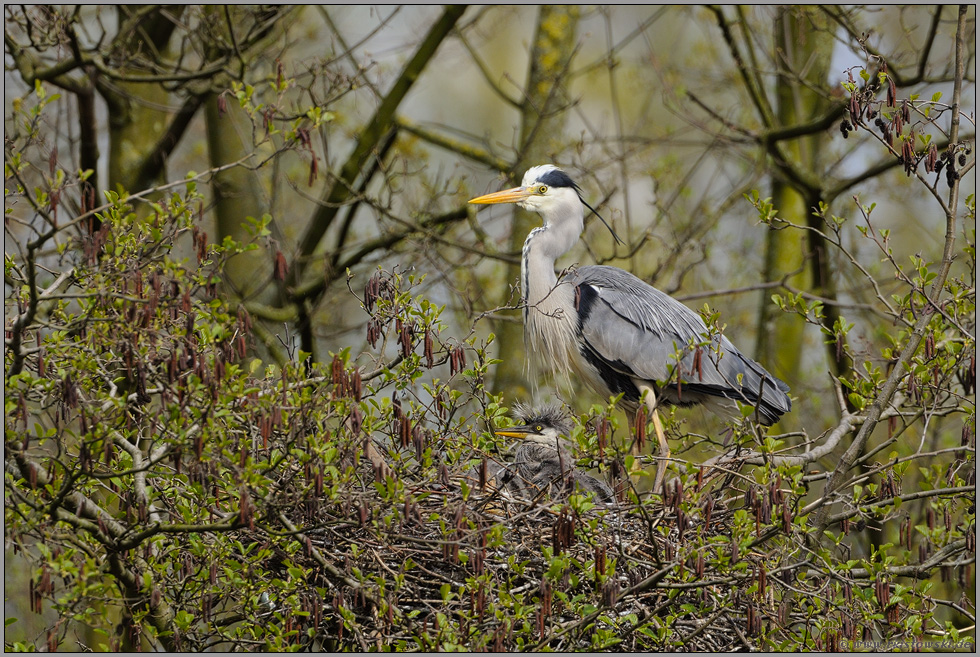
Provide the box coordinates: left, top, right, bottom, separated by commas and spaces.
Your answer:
4, 29, 90, 94
816, 5, 970, 525
708, 6, 775, 129
822, 5, 947, 87
396, 116, 510, 172
133, 94, 205, 191
290, 5, 467, 285
456, 26, 522, 108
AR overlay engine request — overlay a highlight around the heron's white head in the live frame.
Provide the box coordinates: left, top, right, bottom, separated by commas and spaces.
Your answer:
469, 165, 621, 243
468, 164, 582, 222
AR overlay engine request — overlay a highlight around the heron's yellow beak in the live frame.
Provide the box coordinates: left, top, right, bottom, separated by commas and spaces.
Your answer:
468, 186, 530, 205
494, 425, 536, 439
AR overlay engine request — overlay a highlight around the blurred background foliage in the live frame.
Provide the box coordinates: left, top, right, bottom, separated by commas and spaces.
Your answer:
4, 5, 975, 651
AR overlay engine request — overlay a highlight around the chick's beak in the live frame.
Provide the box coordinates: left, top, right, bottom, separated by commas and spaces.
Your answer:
494, 424, 536, 439
468, 186, 530, 205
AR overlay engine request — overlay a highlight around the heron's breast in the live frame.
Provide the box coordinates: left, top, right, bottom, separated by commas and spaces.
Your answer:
524, 282, 579, 380
523, 283, 624, 402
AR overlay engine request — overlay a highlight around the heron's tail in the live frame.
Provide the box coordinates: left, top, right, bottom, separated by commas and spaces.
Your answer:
718, 350, 791, 425
676, 346, 792, 426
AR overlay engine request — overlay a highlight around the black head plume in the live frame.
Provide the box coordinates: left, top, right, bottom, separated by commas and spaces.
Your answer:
511, 401, 573, 436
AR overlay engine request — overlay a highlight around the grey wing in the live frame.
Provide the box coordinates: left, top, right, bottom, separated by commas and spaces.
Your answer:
568, 266, 791, 423
569, 265, 708, 382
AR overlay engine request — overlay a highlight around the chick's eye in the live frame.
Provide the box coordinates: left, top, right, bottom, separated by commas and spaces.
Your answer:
535, 425, 543, 432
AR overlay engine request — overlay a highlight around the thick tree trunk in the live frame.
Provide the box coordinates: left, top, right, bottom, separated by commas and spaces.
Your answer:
492, 5, 580, 398
101, 7, 184, 194
204, 97, 271, 301
105, 80, 171, 193
755, 7, 833, 383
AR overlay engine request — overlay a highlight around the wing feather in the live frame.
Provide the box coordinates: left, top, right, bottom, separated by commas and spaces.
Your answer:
567, 265, 791, 423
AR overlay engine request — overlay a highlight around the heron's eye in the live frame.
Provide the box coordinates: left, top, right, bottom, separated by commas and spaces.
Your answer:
534, 185, 548, 194
534, 424, 544, 432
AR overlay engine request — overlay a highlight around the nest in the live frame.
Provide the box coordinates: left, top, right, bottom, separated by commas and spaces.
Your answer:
245, 454, 759, 652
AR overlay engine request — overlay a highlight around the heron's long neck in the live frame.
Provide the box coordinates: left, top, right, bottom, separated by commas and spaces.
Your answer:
521, 212, 582, 309
519, 199, 584, 382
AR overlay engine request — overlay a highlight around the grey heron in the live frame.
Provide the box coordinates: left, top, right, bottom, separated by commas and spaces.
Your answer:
469, 164, 792, 491
493, 402, 615, 504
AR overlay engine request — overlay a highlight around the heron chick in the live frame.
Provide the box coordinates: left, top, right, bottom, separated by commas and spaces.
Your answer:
493, 402, 615, 505
470, 165, 792, 490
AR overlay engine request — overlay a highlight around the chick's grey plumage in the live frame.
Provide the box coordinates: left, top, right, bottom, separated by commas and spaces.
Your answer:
492, 402, 615, 504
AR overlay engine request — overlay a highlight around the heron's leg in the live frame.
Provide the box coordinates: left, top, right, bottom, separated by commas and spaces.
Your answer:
637, 384, 670, 492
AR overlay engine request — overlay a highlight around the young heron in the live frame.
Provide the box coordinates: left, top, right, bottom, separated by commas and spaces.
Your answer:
470, 165, 791, 490
493, 402, 615, 504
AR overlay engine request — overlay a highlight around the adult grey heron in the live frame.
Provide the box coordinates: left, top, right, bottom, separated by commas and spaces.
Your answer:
469, 164, 792, 490
492, 402, 615, 504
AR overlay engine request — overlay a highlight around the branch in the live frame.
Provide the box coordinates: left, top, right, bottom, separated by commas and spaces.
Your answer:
528, 561, 677, 651
761, 101, 847, 145
816, 6, 970, 524
456, 26, 522, 108
396, 116, 511, 172
827, 132, 975, 202
822, 5, 946, 88
4, 29, 91, 94
5, 453, 126, 546
707, 6, 775, 129
277, 513, 383, 608
827, 538, 972, 581
242, 315, 291, 368
297, 206, 470, 302
106, 551, 178, 652
315, 5, 401, 94
818, 486, 975, 530
114, 519, 243, 552
704, 409, 861, 470
290, 5, 467, 284
133, 94, 205, 191
328, 128, 401, 274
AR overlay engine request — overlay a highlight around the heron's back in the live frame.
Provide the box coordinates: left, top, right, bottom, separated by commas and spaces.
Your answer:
567, 265, 791, 425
